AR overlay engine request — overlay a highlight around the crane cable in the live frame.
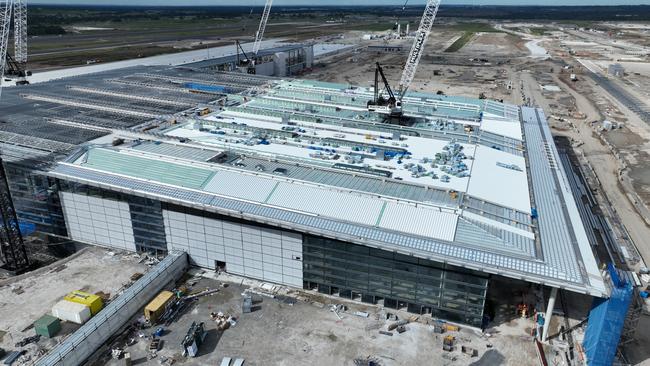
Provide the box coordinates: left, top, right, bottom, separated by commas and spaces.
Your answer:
394, 0, 410, 30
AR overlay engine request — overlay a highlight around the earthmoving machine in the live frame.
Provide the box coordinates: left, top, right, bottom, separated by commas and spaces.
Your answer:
237, 0, 273, 74
368, 0, 442, 120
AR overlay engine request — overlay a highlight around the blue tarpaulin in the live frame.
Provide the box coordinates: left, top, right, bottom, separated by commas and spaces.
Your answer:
19, 221, 36, 236
582, 263, 633, 366
184, 83, 232, 94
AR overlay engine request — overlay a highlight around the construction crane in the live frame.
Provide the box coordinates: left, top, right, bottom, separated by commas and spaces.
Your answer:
0, 155, 30, 273
13, 0, 26, 64
0, 0, 13, 100
368, 0, 442, 119
367, 62, 401, 116
237, 0, 273, 74
235, 40, 256, 75
0, 1, 30, 274
1, 0, 29, 100
252, 0, 272, 56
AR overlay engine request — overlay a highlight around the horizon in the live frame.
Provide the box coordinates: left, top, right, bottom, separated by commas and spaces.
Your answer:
28, 1, 650, 7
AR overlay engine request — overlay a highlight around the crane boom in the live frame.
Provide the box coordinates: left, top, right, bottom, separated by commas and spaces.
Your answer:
398, 0, 441, 97
13, 0, 26, 64
252, 0, 273, 56
0, 0, 13, 101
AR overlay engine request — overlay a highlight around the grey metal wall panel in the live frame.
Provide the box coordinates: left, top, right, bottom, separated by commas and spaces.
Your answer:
60, 192, 136, 251
163, 209, 303, 287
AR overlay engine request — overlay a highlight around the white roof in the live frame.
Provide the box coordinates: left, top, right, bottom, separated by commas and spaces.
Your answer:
466, 145, 531, 213
480, 117, 523, 141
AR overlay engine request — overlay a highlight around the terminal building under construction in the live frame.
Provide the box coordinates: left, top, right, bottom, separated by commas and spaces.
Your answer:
0, 61, 607, 328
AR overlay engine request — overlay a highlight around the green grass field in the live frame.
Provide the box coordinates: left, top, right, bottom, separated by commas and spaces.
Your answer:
444, 31, 475, 52
450, 22, 501, 33
529, 27, 551, 36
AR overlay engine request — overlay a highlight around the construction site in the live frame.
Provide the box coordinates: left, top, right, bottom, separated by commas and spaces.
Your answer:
0, 1, 649, 366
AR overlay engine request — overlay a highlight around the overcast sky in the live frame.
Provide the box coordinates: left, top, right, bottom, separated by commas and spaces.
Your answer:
29, 0, 650, 6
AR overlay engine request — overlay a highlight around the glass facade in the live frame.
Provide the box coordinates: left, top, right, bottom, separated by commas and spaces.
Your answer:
54, 179, 488, 326
302, 235, 489, 326
5, 162, 67, 237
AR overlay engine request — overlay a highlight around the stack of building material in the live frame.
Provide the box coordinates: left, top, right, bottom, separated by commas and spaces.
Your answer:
34, 315, 61, 338
181, 321, 206, 357
52, 300, 91, 324
64, 291, 104, 315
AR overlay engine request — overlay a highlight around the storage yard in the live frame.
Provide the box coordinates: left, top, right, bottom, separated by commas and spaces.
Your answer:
100, 272, 541, 366
1, 2, 650, 366
0, 247, 148, 364
0, 247, 546, 366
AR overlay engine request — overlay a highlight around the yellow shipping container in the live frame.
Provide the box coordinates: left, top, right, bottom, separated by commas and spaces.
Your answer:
64, 291, 104, 316
144, 291, 175, 324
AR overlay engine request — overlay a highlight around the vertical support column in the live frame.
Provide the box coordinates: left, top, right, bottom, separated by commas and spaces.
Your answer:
0, 0, 13, 101
542, 287, 558, 342
0, 156, 30, 272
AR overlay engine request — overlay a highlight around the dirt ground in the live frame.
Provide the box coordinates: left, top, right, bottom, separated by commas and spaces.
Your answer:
309, 31, 521, 104
462, 32, 527, 57
104, 271, 540, 366
0, 247, 149, 365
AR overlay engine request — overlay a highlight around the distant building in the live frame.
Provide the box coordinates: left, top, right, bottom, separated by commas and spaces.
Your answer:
186, 44, 314, 77
368, 45, 404, 53
608, 63, 625, 78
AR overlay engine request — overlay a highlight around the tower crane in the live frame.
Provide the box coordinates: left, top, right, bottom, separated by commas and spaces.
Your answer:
0, 0, 30, 273
368, 0, 441, 120
13, 0, 26, 64
237, 0, 273, 74
1, 0, 29, 100
1, 0, 13, 100
252, 0, 272, 56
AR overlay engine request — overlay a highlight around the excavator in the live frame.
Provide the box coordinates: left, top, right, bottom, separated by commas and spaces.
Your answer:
237, 0, 273, 75
367, 0, 442, 122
